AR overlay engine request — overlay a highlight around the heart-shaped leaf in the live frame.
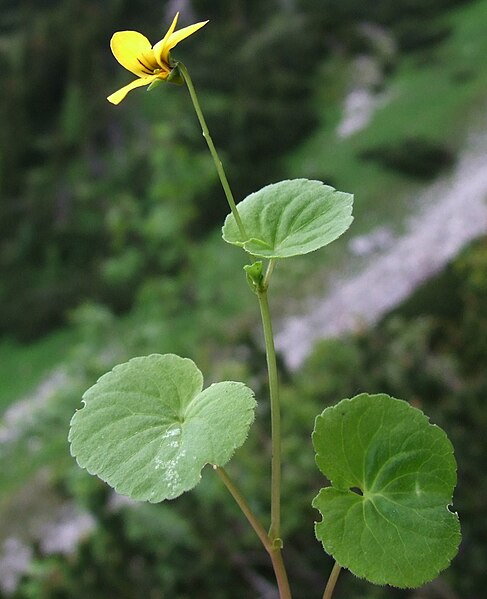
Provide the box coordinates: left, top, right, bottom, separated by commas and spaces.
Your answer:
69, 354, 256, 502
312, 393, 460, 588
222, 179, 353, 259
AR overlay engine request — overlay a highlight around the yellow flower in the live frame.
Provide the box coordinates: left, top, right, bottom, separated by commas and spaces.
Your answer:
107, 12, 208, 105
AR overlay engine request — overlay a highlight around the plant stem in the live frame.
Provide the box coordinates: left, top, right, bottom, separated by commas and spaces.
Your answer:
322, 561, 342, 599
179, 61, 289, 598
178, 62, 247, 240
215, 466, 292, 599
256, 283, 281, 543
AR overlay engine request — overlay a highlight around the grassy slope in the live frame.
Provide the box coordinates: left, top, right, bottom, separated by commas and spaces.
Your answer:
267, 0, 487, 305
288, 0, 487, 223
0, 329, 79, 414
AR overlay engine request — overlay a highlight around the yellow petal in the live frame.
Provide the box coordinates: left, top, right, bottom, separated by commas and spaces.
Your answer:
110, 31, 156, 76
153, 14, 208, 66
164, 20, 209, 54
153, 12, 179, 66
107, 75, 158, 105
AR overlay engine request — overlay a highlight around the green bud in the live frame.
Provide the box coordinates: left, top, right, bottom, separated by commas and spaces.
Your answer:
244, 261, 264, 293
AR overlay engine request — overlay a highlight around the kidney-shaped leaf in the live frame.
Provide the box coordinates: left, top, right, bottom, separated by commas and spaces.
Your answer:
222, 179, 353, 258
312, 393, 460, 588
69, 354, 256, 502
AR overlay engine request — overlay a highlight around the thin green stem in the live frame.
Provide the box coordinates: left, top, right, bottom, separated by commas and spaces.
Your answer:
322, 561, 342, 599
214, 466, 269, 549
215, 466, 292, 599
256, 284, 281, 543
178, 62, 247, 240
179, 60, 289, 598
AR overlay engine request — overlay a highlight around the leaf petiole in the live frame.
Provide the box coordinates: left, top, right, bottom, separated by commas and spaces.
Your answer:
215, 466, 292, 599
322, 561, 342, 599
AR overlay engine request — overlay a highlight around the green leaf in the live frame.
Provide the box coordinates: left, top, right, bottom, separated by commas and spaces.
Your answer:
222, 179, 353, 259
69, 354, 256, 502
312, 393, 460, 588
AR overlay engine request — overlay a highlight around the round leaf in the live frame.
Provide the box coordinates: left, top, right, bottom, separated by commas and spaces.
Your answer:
69, 354, 256, 502
222, 179, 353, 258
312, 393, 460, 588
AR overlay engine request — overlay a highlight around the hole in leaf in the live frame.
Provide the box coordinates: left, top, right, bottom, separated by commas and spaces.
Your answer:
350, 487, 363, 496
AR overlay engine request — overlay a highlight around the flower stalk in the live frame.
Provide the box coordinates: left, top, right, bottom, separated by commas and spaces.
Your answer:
179, 62, 288, 594
181, 62, 289, 594
178, 62, 248, 240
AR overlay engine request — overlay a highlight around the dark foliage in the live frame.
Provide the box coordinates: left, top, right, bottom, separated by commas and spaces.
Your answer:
360, 137, 455, 179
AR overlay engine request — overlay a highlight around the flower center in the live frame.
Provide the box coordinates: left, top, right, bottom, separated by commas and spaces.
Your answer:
137, 52, 161, 75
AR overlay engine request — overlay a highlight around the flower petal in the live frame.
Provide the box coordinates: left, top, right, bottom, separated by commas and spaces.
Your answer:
107, 75, 158, 105
110, 31, 155, 76
153, 13, 208, 67
164, 20, 209, 54
153, 12, 180, 67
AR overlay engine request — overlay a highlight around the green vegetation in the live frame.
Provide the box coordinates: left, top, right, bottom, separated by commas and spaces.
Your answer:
288, 0, 487, 227
1, 0, 487, 597
0, 329, 78, 413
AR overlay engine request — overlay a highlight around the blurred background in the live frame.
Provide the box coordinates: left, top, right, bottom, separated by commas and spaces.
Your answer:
1, 0, 486, 597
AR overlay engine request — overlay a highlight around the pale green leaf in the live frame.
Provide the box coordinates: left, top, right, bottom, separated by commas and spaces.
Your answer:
222, 179, 353, 258
312, 393, 460, 588
69, 354, 256, 502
